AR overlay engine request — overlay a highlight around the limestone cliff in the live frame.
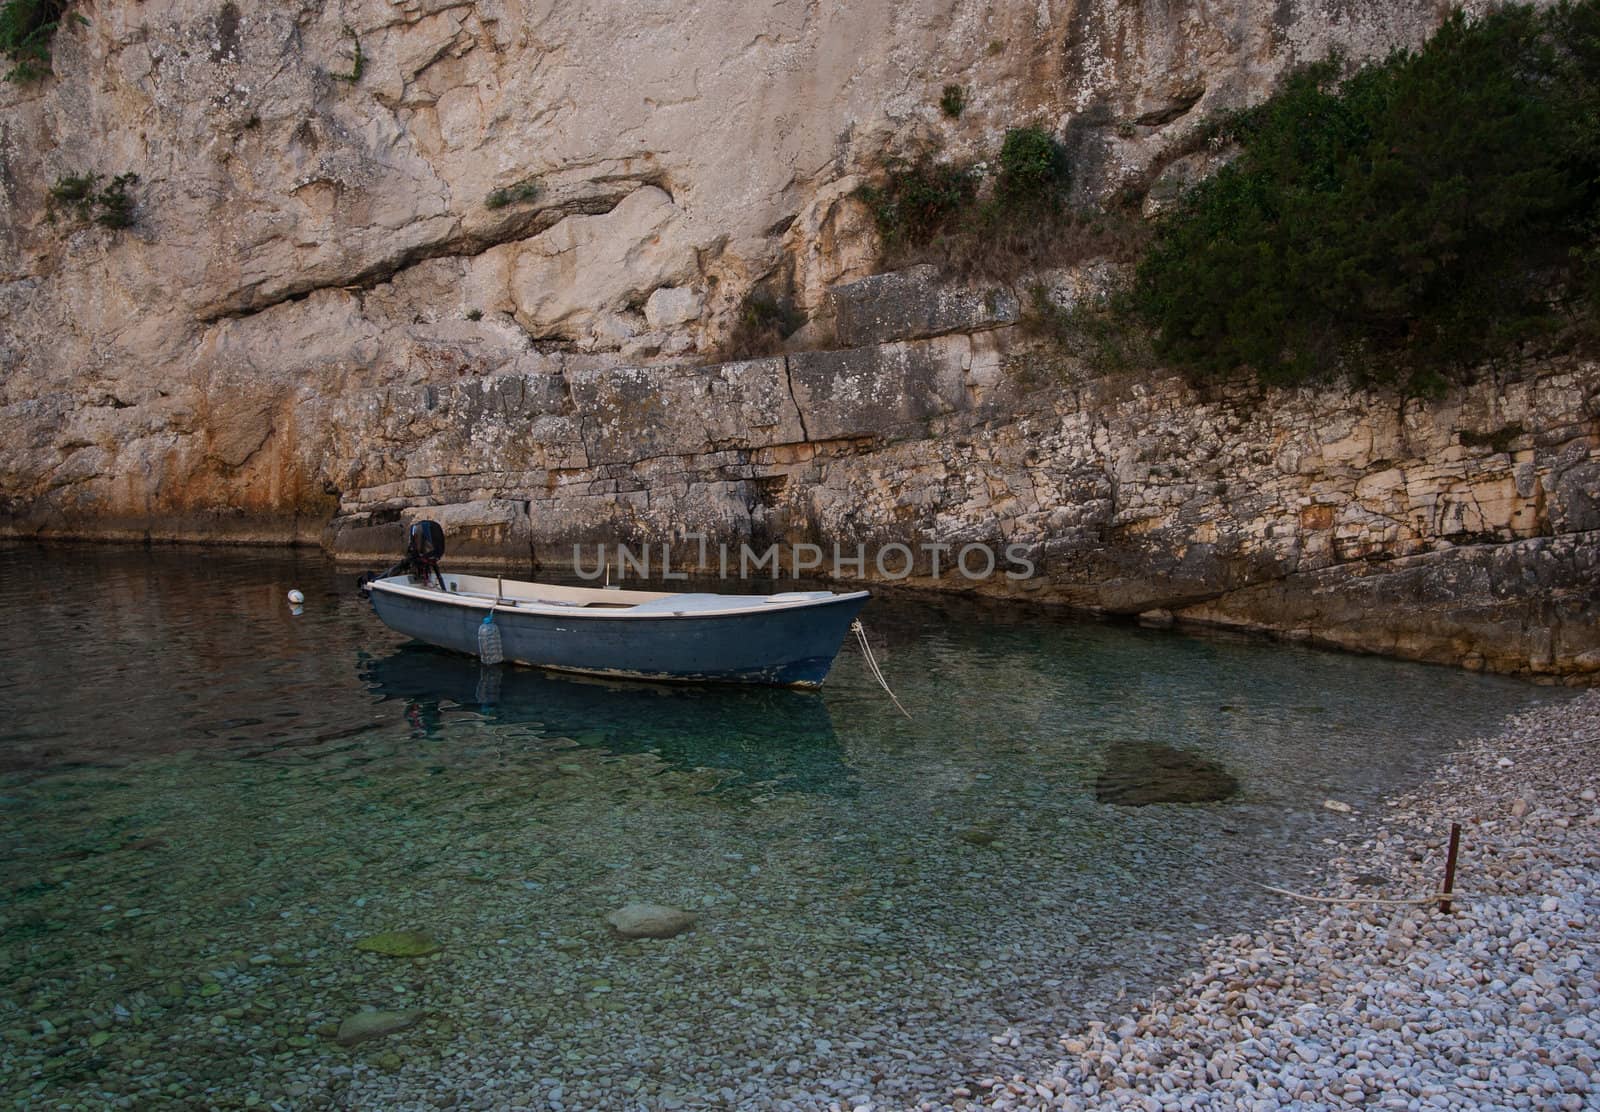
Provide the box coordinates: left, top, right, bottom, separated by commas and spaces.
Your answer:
2, 0, 1593, 680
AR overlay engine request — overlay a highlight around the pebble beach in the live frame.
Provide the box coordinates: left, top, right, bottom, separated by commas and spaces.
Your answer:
973, 689, 1600, 1111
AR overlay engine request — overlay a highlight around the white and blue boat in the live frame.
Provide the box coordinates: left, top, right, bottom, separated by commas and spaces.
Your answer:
362, 524, 869, 688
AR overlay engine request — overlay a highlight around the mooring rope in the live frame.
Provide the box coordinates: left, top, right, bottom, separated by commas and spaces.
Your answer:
852, 619, 912, 719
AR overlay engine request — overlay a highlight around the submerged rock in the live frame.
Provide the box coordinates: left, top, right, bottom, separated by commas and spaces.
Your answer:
336, 1009, 424, 1047
1094, 743, 1239, 806
606, 903, 696, 940
354, 931, 441, 958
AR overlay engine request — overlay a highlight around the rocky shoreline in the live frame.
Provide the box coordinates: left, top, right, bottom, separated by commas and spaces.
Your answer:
972, 689, 1600, 1111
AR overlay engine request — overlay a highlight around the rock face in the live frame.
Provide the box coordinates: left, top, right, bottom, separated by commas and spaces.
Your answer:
828, 266, 1020, 347
1, 0, 1593, 680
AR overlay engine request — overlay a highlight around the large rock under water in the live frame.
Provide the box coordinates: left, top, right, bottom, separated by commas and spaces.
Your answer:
1095, 743, 1240, 806
336, 1008, 425, 1047
354, 930, 442, 958
606, 903, 697, 940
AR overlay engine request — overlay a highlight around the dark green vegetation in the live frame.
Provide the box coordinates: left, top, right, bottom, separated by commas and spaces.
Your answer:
939, 84, 966, 119
1134, 1, 1600, 386
332, 24, 362, 83
993, 126, 1070, 212
857, 156, 977, 250
485, 177, 541, 210
1, 0, 67, 82
720, 291, 806, 360
856, 126, 1132, 278
869, 4, 1600, 390
1019, 283, 1150, 375
47, 172, 138, 230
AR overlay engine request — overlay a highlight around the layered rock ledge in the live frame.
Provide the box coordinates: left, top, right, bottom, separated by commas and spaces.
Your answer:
317, 313, 1598, 682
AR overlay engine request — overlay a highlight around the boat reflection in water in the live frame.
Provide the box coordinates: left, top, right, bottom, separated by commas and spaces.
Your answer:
358, 647, 853, 795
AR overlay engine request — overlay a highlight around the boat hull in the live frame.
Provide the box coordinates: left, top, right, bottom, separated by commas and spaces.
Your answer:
369, 585, 869, 687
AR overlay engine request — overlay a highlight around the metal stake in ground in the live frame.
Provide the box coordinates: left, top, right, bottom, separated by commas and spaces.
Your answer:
1440, 822, 1462, 913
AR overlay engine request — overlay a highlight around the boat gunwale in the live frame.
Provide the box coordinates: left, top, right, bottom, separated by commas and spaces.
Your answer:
368, 574, 870, 621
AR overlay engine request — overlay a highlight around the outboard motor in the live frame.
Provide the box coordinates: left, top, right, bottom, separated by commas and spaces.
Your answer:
407, 519, 446, 568
358, 519, 448, 595
404, 520, 447, 587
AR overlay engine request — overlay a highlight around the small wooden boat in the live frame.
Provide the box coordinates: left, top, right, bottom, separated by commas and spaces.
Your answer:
362, 523, 869, 688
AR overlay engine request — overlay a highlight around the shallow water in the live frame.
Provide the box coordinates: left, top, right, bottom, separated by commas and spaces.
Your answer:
0, 542, 1567, 1109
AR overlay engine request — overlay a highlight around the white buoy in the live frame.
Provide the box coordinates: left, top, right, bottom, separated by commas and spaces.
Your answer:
287, 589, 305, 604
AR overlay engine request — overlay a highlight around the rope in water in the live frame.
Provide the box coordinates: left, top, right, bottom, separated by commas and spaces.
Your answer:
851, 619, 912, 719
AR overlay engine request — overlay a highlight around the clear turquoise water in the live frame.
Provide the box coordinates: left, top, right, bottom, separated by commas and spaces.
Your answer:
0, 543, 1565, 1109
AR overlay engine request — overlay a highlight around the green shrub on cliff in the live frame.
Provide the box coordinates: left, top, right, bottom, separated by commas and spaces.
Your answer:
939, 84, 966, 119
47, 171, 138, 230
994, 126, 1070, 214
485, 177, 542, 210
860, 127, 1071, 247
1133, 2, 1600, 386
1020, 283, 1152, 375
332, 24, 363, 83
858, 126, 1107, 277
720, 291, 806, 360
858, 157, 978, 250
1, 0, 67, 82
